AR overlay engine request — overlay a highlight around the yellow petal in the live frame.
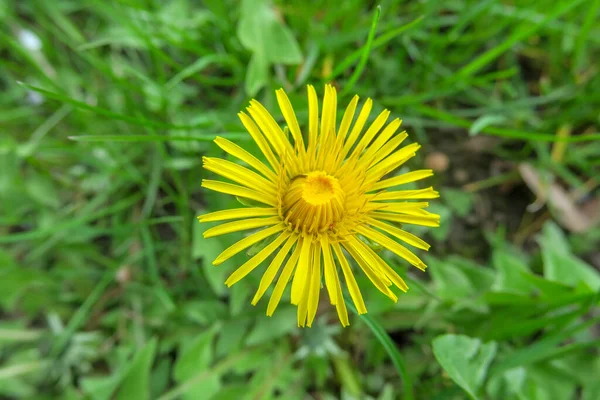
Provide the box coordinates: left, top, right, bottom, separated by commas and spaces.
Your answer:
353, 237, 409, 292
201, 180, 276, 207
336, 95, 359, 143
267, 243, 301, 316
367, 217, 431, 250
316, 85, 337, 169
198, 207, 278, 223
374, 187, 440, 201
248, 100, 292, 156
203, 157, 277, 196
224, 230, 292, 287
343, 238, 398, 302
347, 109, 390, 161
370, 211, 440, 227
213, 223, 285, 266
366, 132, 410, 171
364, 201, 430, 214
366, 143, 420, 182
332, 261, 349, 326
356, 225, 427, 270
332, 242, 367, 314
252, 234, 299, 305
291, 237, 312, 305
203, 216, 281, 238
320, 236, 337, 305
371, 169, 434, 191
306, 245, 321, 327
213, 137, 277, 182
338, 98, 372, 162
238, 111, 279, 170
356, 121, 404, 170
307, 84, 319, 163
296, 255, 312, 327
276, 89, 305, 151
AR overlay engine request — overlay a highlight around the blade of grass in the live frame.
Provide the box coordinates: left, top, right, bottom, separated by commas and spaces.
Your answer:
18, 82, 211, 130
346, 297, 414, 400
140, 225, 175, 312
0, 193, 143, 244
0, 360, 51, 380
327, 15, 423, 84
455, 0, 588, 79
50, 270, 114, 358
414, 105, 600, 142
68, 134, 250, 142
340, 6, 380, 96
573, 0, 600, 71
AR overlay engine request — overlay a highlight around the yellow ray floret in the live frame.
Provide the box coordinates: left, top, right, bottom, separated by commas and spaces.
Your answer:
199, 84, 439, 327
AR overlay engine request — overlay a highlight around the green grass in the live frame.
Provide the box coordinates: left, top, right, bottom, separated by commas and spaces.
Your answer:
1, 0, 599, 399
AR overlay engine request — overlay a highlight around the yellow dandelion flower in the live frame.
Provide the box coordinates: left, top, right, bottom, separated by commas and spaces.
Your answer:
199, 84, 439, 327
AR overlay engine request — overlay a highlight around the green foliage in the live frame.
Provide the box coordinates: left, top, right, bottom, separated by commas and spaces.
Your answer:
433, 335, 497, 400
1, 0, 599, 398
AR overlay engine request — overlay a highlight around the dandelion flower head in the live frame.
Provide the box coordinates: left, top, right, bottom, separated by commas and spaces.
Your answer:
199, 85, 439, 327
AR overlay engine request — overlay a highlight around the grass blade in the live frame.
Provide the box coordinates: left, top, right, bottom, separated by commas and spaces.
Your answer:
340, 6, 381, 96
414, 105, 600, 142
346, 298, 414, 400
18, 82, 211, 130
68, 134, 250, 142
327, 15, 423, 84
455, 0, 588, 79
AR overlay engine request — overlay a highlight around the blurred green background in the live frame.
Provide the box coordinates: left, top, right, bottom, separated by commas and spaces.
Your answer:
1, 0, 600, 399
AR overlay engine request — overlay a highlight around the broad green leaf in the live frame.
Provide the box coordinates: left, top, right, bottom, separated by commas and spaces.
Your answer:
116, 338, 158, 400
427, 257, 475, 301
174, 328, 220, 400
192, 219, 230, 297
245, 307, 297, 346
245, 54, 269, 97
432, 334, 497, 400
427, 204, 452, 241
539, 222, 600, 291
216, 319, 251, 358
237, 0, 302, 95
485, 366, 526, 400
81, 375, 123, 400
442, 188, 474, 217
492, 251, 535, 295
238, 0, 302, 64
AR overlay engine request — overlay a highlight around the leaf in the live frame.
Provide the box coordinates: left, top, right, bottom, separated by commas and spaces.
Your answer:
81, 375, 123, 400
469, 115, 507, 136
237, 0, 302, 95
238, 0, 302, 64
427, 257, 475, 301
491, 251, 535, 295
173, 328, 221, 400
432, 334, 497, 400
538, 222, 600, 291
245, 54, 269, 97
216, 319, 251, 358
116, 338, 158, 400
442, 188, 474, 217
192, 219, 230, 297
245, 307, 297, 346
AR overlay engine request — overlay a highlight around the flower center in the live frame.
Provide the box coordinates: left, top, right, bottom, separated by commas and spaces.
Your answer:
282, 171, 345, 233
